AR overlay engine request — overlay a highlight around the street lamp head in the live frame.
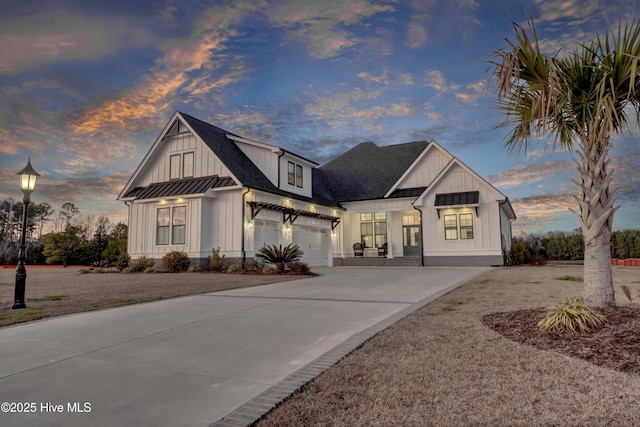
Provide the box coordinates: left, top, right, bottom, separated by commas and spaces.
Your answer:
18, 158, 40, 197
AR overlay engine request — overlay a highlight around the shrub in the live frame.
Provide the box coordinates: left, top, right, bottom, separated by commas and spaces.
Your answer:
507, 240, 530, 265
537, 296, 606, 334
122, 267, 132, 274
262, 265, 278, 275
245, 260, 263, 272
93, 268, 109, 274
256, 244, 304, 271
209, 247, 226, 271
288, 261, 310, 275
116, 253, 131, 271
226, 263, 242, 274
78, 268, 91, 274
187, 265, 201, 273
128, 256, 156, 273
161, 251, 191, 272
144, 266, 158, 274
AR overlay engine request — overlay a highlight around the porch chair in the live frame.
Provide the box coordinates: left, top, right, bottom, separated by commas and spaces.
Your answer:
353, 242, 364, 257
378, 242, 388, 257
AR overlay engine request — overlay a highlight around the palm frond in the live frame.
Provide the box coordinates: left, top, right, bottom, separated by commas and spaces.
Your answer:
488, 16, 640, 156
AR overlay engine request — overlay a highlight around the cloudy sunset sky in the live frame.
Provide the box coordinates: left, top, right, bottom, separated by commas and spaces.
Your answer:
1, 0, 639, 235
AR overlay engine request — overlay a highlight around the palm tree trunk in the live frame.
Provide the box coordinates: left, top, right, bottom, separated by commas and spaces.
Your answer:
571, 137, 618, 307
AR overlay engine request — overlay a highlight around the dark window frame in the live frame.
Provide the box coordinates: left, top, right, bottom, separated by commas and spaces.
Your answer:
156, 207, 170, 245
459, 213, 474, 240
444, 214, 458, 240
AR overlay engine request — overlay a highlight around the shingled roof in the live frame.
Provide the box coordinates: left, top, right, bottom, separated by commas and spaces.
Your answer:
315, 141, 429, 203
178, 112, 338, 207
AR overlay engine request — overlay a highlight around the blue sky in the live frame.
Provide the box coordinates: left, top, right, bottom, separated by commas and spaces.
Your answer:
1, 0, 639, 236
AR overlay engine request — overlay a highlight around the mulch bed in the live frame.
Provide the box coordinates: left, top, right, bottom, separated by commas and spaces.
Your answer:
483, 307, 640, 375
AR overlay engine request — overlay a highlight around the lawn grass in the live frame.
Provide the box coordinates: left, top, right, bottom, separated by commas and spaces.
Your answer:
0, 269, 303, 327
258, 266, 640, 426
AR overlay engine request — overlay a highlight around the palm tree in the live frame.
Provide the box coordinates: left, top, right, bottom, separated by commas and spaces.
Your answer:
489, 18, 640, 306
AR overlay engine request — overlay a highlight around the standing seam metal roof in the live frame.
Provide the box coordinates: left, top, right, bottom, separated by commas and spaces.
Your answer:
123, 175, 236, 199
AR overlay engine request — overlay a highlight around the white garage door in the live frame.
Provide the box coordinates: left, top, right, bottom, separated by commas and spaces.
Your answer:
292, 225, 329, 266
254, 220, 279, 251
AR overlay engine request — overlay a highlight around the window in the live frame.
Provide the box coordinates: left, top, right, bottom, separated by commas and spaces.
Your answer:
157, 206, 186, 245
287, 161, 303, 188
402, 215, 421, 225
444, 214, 458, 240
443, 213, 475, 240
375, 221, 387, 248
360, 212, 387, 248
156, 208, 170, 245
296, 164, 303, 187
460, 213, 474, 239
288, 162, 295, 185
183, 152, 194, 178
170, 152, 194, 179
360, 222, 373, 248
172, 206, 186, 244
170, 155, 181, 180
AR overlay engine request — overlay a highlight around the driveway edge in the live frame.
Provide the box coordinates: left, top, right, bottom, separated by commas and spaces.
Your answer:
210, 268, 491, 427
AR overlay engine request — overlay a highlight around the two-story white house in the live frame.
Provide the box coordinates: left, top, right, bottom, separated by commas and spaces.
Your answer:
118, 111, 515, 267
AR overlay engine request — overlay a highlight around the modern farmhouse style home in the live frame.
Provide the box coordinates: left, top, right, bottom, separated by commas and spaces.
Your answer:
118, 111, 516, 267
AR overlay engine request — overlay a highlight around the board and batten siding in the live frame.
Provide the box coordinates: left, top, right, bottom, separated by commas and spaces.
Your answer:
209, 190, 243, 257
134, 131, 234, 188
235, 141, 279, 186
128, 198, 205, 260
421, 164, 503, 256
394, 147, 452, 190
500, 206, 514, 252
127, 189, 244, 261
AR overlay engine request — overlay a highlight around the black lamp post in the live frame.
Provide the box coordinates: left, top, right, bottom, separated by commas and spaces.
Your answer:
13, 158, 40, 310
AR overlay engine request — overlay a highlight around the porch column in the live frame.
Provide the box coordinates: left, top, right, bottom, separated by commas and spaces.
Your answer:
386, 211, 393, 259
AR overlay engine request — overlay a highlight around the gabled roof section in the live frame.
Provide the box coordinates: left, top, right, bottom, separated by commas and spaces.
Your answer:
316, 140, 429, 202
178, 112, 276, 192
414, 155, 516, 220
122, 175, 236, 200
178, 112, 338, 207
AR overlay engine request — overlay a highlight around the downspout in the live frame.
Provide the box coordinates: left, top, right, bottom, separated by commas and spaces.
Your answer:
412, 201, 425, 267
124, 201, 132, 257
241, 187, 251, 270
498, 199, 510, 265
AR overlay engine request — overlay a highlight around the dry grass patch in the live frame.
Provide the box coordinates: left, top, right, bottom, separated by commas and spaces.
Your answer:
0, 268, 303, 327
258, 266, 640, 426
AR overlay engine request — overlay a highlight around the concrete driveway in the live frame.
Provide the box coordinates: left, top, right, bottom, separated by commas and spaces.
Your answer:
0, 266, 490, 427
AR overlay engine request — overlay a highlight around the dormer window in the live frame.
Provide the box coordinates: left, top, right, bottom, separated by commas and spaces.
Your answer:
288, 161, 303, 188
183, 152, 194, 177
170, 152, 194, 180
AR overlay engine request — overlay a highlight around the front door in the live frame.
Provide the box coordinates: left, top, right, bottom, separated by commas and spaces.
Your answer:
403, 225, 421, 256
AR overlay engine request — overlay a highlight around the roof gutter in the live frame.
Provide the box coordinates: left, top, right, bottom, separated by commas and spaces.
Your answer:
241, 187, 252, 270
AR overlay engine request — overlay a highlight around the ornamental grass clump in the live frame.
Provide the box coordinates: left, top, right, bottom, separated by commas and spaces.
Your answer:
537, 295, 606, 334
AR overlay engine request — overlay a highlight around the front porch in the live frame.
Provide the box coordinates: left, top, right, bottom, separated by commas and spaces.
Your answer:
335, 256, 422, 267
